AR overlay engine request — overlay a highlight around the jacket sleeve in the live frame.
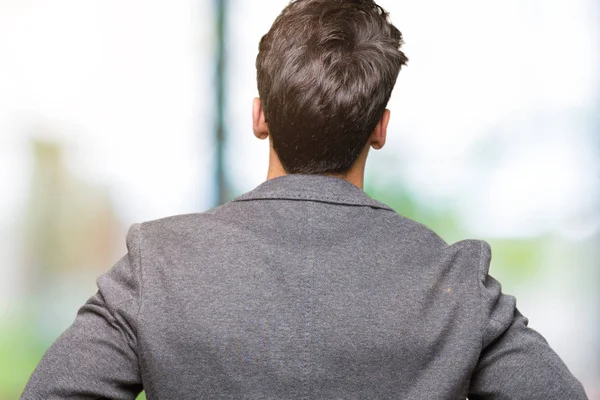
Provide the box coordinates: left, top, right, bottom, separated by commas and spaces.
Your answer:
467, 240, 588, 400
21, 224, 144, 400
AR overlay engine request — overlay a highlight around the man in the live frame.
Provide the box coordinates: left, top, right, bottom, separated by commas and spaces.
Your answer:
22, 0, 588, 399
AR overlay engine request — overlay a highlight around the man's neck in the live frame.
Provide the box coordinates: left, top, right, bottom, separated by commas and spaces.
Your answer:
265, 145, 367, 190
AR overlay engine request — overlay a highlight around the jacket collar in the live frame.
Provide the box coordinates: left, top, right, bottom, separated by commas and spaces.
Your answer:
232, 174, 394, 211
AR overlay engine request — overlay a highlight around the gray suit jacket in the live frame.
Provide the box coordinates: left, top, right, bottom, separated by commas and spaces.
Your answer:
22, 174, 587, 399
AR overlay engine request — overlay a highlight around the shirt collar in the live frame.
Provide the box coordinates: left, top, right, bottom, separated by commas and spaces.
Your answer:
232, 174, 394, 211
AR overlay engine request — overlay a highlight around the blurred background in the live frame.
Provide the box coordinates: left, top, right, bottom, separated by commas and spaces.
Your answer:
0, 0, 598, 398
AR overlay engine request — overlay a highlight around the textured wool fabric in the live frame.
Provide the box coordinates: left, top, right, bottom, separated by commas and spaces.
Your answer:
22, 174, 588, 399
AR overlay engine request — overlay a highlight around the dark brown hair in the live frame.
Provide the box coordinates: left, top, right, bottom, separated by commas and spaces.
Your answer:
256, 0, 408, 174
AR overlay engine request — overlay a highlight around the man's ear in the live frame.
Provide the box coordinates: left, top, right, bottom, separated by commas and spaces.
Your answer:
253, 97, 269, 140
369, 109, 390, 150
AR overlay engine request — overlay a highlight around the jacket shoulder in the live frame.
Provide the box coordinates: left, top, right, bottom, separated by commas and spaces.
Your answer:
382, 210, 449, 250
135, 203, 230, 245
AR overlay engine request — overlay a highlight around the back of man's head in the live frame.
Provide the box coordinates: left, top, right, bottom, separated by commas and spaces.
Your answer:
256, 0, 408, 175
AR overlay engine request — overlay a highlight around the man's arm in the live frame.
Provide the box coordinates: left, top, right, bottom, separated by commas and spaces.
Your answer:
468, 241, 588, 400
21, 224, 144, 400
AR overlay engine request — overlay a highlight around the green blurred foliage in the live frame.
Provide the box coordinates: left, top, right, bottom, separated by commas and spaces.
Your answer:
0, 320, 44, 399
485, 238, 543, 282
